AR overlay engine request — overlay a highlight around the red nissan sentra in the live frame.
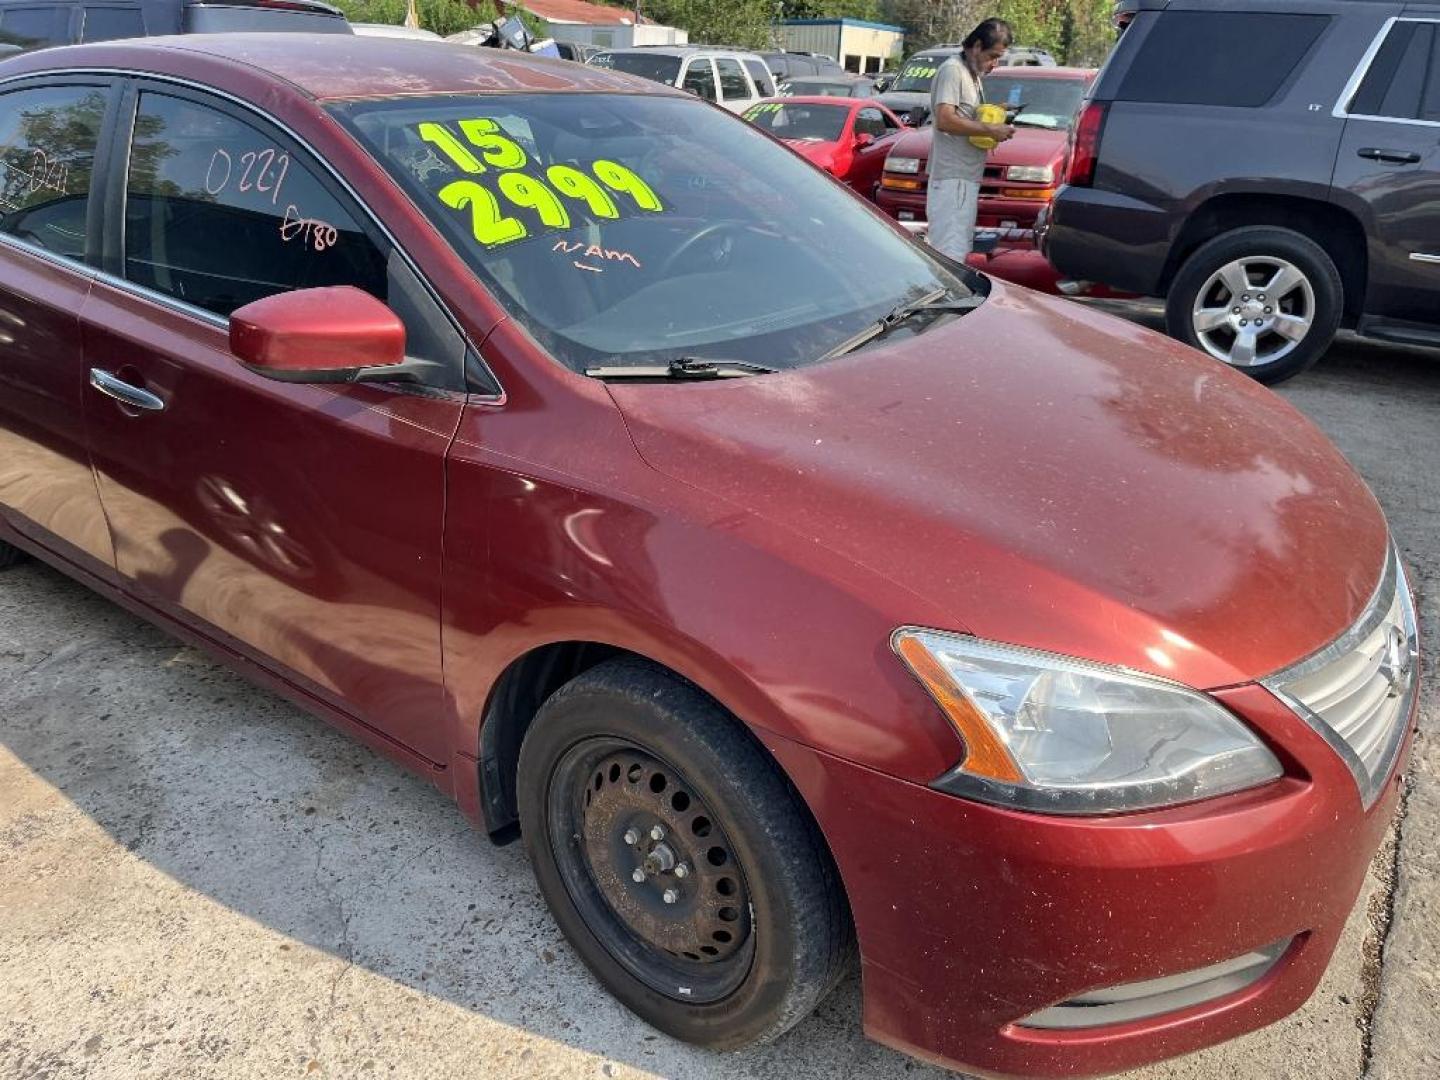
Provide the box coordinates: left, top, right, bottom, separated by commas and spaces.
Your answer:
0, 36, 1419, 1078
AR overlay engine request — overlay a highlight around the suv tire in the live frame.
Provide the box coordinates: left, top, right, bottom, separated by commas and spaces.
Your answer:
517, 657, 852, 1050
1166, 227, 1342, 385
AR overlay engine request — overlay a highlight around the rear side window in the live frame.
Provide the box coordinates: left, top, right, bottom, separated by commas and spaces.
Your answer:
0, 6, 68, 48
0, 84, 107, 260
743, 59, 776, 98
123, 93, 387, 317
682, 59, 717, 101
182, 6, 349, 33
715, 58, 750, 101
83, 6, 145, 41
1348, 21, 1440, 121
1117, 12, 1330, 107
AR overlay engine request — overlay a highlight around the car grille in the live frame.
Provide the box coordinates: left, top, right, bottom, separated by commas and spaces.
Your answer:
1262, 545, 1418, 808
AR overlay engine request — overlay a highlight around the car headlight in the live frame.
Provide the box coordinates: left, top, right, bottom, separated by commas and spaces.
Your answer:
893, 629, 1284, 814
1004, 165, 1054, 183
886, 156, 922, 174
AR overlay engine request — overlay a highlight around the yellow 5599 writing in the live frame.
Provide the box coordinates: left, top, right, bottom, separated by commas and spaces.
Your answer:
416, 118, 664, 248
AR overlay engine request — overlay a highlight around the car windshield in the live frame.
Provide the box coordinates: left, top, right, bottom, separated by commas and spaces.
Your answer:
589, 52, 681, 85
890, 56, 949, 94
983, 76, 1088, 129
331, 93, 973, 374
742, 101, 848, 141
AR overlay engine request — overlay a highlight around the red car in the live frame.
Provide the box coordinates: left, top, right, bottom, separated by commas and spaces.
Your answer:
0, 36, 1419, 1080
743, 96, 905, 197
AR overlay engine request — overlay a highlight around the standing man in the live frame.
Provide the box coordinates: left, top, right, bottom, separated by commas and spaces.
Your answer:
926, 19, 1016, 260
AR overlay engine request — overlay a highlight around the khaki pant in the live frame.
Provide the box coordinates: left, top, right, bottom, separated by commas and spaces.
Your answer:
926, 177, 980, 261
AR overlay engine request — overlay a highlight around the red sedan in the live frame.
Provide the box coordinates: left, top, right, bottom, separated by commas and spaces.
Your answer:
743, 96, 906, 197
0, 35, 1419, 1079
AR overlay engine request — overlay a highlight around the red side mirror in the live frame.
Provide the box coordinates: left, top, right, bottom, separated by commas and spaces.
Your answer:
855, 132, 876, 148
229, 286, 406, 383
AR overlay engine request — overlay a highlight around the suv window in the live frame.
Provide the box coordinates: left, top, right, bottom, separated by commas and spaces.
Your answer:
743, 59, 776, 98
1116, 12, 1330, 107
715, 57, 750, 102
182, 6, 349, 33
0, 5, 68, 48
83, 6, 145, 41
682, 59, 717, 101
123, 93, 387, 317
1349, 20, 1440, 122
0, 84, 107, 260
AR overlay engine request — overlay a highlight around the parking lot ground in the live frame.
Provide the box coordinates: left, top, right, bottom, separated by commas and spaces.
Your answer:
1, 308, 1436, 1080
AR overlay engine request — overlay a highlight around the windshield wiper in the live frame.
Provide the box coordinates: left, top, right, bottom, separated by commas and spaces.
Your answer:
819, 288, 984, 361
585, 356, 778, 380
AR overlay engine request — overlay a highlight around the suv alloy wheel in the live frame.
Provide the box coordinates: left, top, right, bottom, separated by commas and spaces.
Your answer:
1166, 227, 1343, 385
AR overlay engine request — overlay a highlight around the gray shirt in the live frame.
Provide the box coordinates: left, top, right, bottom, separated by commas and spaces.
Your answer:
929, 56, 987, 183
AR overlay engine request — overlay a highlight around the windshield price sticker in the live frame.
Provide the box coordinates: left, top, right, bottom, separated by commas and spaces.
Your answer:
903, 64, 939, 80
416, 118, 665, 248
744, 103, 784, 120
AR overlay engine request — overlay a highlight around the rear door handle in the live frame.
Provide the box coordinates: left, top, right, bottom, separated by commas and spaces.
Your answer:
89, 368, 165, 412
1357, 147, 1422, 164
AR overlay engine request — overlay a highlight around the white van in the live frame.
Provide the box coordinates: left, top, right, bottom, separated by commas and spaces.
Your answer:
590, 46, 778, 114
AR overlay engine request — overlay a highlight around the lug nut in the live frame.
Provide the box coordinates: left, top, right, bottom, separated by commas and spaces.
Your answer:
623, 828, 639, 846
1232, 307, 1241, 315
631, 868, 646, 883
1239, 319, 1248, 326
1258, 294, 1266, 301
1265, 307, 1273, 314
674, 863, 690, 879
662, 888, 679, 904
1242, 294, 1250, 301
650, 825, 666, 841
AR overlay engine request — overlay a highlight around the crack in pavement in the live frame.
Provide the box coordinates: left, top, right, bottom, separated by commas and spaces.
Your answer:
1357, 777, 1409, 1078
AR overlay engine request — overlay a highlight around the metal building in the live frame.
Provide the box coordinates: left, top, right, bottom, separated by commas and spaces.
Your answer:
776, 18, 906, 74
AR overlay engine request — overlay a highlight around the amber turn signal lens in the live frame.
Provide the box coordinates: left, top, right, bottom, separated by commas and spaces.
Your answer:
881, 176, 925, 191
998, 187, 1057, 200
894, 635, 1025, 783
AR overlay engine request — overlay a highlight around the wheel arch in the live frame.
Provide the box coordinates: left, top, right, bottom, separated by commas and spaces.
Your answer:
1161, 194, 1367, 325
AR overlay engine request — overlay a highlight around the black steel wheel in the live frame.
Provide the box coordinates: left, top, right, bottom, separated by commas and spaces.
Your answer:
518, 657, 852, 1049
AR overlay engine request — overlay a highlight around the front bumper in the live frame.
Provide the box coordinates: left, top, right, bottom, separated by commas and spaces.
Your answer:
763, 681, 1414, 1078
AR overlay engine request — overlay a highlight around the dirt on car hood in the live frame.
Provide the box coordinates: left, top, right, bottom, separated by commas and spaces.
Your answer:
605, 283, 1388, 690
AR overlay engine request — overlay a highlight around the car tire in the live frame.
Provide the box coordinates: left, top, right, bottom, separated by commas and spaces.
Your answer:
1166, 226, 1342, 385
0, 540, 25, 570
517, 656, 852, 1050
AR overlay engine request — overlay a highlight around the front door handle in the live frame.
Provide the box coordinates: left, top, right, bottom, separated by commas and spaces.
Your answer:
1358, 147, 1422, 164
89, 368, 165, 412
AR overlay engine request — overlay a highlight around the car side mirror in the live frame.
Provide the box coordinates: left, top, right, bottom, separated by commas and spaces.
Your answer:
229, 286, 423, 384
855, 132, 876, 147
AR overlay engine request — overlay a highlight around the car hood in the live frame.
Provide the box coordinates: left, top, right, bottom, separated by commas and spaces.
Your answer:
785, 139, 839, 168
884, 126, 1062, 170
606, 284, 1388, 689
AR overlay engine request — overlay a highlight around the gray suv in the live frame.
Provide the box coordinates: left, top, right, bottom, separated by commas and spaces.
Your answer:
1044, 0, 1440, 383
0, 0, 349, 51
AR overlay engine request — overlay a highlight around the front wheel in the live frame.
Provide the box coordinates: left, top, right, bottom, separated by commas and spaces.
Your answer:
517, 657, 851, 1049
1166, 226, 1342, 385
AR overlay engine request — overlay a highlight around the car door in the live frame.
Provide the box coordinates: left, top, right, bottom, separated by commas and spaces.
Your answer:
80, 84, 468, 763
1332, 15, 1440, 327
847, 106, 901, 197
0, 76, 117, 575
715, 57, 756, 114
681, 58, 718, 104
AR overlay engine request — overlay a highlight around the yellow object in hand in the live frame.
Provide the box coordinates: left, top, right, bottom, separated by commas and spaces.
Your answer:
969, 103, 1007, 150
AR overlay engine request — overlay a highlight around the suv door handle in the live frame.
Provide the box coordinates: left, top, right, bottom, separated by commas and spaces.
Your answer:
90, 368, 165, 412
1358, 147, 1422, 164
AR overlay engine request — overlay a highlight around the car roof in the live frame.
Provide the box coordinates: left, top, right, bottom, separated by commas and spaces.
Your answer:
0, 33, 682, 100
987, 65, 1096, 79
598, 45, 758, 57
